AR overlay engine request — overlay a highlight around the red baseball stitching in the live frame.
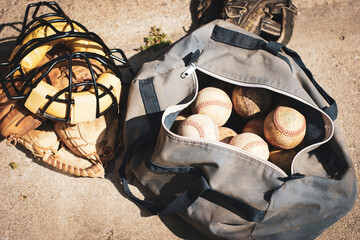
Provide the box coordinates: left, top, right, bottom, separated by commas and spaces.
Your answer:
196, 100, 232, 113
265, 137, 289, 150
273, 107, 306, 137
243, 140, 267, 152
180, 119, 207, 138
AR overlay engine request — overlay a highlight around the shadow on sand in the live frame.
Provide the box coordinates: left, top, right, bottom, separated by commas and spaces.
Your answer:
0, 1, 227, 238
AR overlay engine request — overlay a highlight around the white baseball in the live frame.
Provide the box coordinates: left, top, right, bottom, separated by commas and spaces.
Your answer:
230, 132, 269, 160
178, 114, 219, 141
191, 87, 232, 126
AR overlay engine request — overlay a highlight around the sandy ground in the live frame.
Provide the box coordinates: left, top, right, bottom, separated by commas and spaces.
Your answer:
0, 0, 359, 239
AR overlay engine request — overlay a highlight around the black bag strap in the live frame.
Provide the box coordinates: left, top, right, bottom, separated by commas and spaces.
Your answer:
211, 25, 337, 120
144, 154, 266, 222
118, 132, 163, 214
139, 77, 162, 133
119, 133, 266, 222
119, 139, 211, 216
281, 47, 337, 120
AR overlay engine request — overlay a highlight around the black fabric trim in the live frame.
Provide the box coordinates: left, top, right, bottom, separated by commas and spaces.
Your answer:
207, 189, 266, 222
160, 176, 211, 214
210, 25, 291, 71
311, 143, 348, 180
211, 25, 265, 50
183, 49, 201, 66
145, 157, 202, 176
139, 77, 161, 115
264, 41, 283, 56
139, 77, 162, 133
277, 173, 306, 182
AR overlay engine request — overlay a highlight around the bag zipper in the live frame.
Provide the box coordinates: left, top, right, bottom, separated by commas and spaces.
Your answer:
181, 63, 197, 79
179, 63, 334, 177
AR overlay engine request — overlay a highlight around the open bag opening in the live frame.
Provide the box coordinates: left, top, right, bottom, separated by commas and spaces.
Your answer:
162, 69, 335, 178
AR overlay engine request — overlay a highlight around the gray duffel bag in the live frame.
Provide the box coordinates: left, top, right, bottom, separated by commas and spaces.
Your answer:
119, 20, 357, 239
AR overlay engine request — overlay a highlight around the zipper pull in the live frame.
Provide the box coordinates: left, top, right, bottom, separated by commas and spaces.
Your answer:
181, 49, 201, 79
181, 63, 197, 79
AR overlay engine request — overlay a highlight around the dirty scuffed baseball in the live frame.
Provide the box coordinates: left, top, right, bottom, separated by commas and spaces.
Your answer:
232, 86, 272, 119
264, 106, 306, 149
218, 126, 237, 144
269, 148, 298, 175
242, 117, 265, 139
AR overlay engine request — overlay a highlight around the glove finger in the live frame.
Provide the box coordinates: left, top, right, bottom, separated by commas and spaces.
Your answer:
0, 103, 44, 138
11, 120, 60, 158
54, 108, 117, 165
44, 148, 105, 178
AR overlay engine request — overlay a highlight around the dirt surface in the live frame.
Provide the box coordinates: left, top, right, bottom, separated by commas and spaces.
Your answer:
0, 0, 359, 239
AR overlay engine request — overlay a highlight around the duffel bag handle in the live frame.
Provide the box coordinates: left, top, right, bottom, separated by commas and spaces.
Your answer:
211, 25, 337, 121
118, 132, 266, 223
281, 47, 338, 120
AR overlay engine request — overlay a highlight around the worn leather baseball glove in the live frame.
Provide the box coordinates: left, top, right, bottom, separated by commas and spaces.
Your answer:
222, 0, 297, 45
196, 0, 297, 45
3, 53, 119, 178
54, 109, 119, 168
12, 121, 106, 178
35, 53, 107, 91
10, 120, 60, 159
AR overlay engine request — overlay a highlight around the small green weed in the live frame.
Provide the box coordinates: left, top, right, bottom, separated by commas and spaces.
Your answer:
139, 26, 172, 51
9, 162, 18, 169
